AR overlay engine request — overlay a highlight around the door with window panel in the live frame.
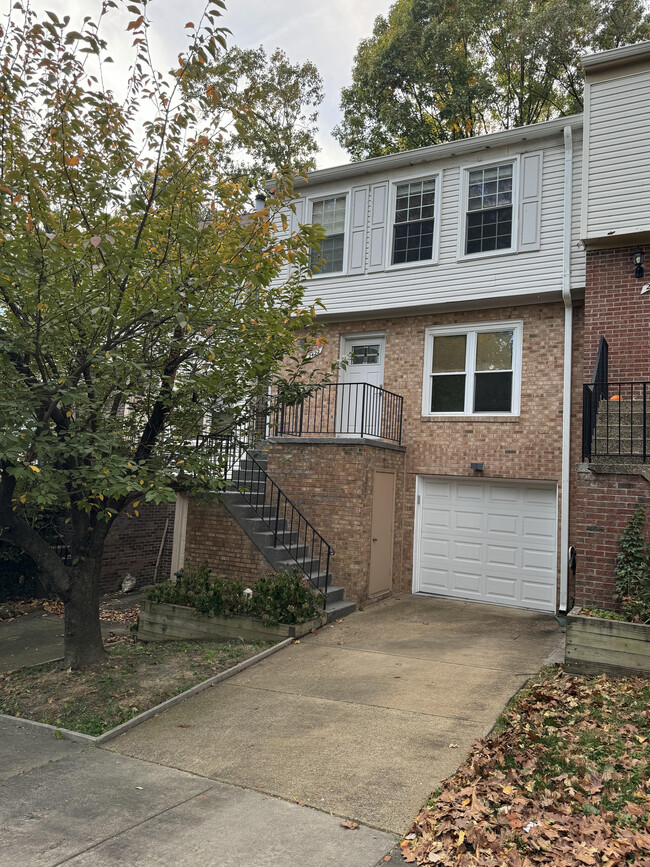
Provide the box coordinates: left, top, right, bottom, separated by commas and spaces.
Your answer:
338, 336, 386, 437
428, 328, 516, 415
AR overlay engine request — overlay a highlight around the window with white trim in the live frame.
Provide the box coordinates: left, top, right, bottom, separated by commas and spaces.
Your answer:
392, 178, 436, 264
424, 323, 522, 415
465, 163, 514, 255
311, 196, 346, 273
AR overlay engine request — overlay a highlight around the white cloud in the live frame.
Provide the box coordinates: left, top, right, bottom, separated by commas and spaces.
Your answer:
21, 0, 393, 168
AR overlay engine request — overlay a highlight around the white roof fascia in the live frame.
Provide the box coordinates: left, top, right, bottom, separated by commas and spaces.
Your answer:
287, 115, 583, 190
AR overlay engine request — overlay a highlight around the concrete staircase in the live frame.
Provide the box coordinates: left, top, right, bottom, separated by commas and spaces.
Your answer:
221, 449, 356, 622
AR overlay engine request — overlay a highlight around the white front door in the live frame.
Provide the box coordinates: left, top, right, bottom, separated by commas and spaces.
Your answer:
414, 476, 557, 612
338, 335, 385, 436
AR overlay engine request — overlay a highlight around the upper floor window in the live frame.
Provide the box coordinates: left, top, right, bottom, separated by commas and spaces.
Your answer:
392, 178, 436, 265
465, 163, 514, 255
423, 321, 522, 416
311, 196, 346, 273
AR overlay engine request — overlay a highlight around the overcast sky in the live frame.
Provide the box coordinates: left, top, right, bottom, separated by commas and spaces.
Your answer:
23, 0, 393, 168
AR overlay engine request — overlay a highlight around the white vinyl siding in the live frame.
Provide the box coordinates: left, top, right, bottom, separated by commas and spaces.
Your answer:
414, 477, 557, 612
286, 135, 585, 317
584, 69, 650, 240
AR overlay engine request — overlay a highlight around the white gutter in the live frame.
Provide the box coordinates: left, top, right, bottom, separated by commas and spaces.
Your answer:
559, 125, 574, 615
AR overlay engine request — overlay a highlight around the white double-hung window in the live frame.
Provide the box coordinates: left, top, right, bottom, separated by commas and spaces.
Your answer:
465, 162, 514, 255
423, 321, 522, 416
391, 177, 437, 265
311, 196, 347, 274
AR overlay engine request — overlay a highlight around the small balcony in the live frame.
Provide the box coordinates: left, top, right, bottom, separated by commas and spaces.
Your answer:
268, 382, 404, 445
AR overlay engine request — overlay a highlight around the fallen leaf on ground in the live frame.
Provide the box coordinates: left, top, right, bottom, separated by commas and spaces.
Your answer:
340, 821, 359, 830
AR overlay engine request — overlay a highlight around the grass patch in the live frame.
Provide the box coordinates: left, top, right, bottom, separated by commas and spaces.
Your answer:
580, 606, 628, 622
0, 637, 271, 736
402, 667, 650, 865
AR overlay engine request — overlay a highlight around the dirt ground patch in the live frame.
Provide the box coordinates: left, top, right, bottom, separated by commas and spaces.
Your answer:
0, 637, 270, 736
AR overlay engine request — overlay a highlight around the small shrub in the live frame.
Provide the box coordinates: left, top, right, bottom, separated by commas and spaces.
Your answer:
147, 564, 247, 618
614, 508, 650, 622
148, 565, 322, 624
249, 569, 322, 625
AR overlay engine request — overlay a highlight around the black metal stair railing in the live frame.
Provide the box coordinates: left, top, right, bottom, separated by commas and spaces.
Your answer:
268, 382, 404, 444
199, 433, 332, 601
582, 336, 609, 461
583, 381, 649, 463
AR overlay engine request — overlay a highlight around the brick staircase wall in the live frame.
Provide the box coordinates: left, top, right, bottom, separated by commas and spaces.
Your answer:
572, 465, 650, 608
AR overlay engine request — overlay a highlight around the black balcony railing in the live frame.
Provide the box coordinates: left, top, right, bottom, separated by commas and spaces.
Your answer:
198, 433, 332, 600
583, 381, 649, 463
268, 382, 404, 444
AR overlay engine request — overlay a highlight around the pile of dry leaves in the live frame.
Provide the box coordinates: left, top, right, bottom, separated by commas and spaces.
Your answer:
401, 668, 650, 866
41, 599, 139, 625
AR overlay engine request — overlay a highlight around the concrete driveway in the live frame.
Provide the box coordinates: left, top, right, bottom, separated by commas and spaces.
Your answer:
108, 595, 563, 833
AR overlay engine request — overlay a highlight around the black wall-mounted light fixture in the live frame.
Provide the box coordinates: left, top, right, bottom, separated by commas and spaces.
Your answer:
633, 250, 644, 279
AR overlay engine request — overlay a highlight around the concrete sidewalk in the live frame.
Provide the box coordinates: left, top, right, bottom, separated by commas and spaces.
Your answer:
108, 596, 563, 833
0, 720, 395, 866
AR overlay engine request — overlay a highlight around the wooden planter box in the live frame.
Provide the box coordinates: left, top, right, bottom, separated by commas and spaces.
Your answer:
137, 599, 327, 644
565, 606, 650, 677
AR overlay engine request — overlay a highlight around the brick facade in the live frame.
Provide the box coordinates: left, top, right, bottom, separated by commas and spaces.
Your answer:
267, 441, 405, 604
570, 246, 650, 609
183, 499, 272, 584
268, 300, 571, 605
572, 468, 650, 607
584, 244, 650, 381
100, 502, 176, 592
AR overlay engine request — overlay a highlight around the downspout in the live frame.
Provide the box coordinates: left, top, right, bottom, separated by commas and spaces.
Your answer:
559, 125, 573, 616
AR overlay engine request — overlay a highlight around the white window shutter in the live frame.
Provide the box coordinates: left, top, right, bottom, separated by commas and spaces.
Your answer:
347, 185, 369, 274
291, 198, 305, 233
518, 152, 543, 252
368, 182, 389, 272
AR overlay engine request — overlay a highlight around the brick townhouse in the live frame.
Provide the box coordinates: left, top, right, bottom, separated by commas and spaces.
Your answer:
107, 40, 650, 621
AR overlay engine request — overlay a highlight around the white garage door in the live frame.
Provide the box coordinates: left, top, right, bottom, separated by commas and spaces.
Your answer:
414, 477, 557, 612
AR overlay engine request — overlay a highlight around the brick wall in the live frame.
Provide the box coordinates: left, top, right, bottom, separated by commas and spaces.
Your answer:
304, 302, 568, 601
100, 502, 176, 592
572, 468, 650, 607
267, 441, 405, 603
183, 499, 272, 584
584, 244, 650, 381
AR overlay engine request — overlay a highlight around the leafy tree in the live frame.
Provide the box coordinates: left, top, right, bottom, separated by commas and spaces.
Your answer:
0, 0, 328, 668
335, 0, 650, 159
185, 45, 324, 177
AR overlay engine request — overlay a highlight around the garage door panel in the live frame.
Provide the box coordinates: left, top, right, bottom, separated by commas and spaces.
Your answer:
522, 548, 555, 571
418, 567, 449, 593
422, 508, 451, 530
451, 571, 483, 596
522, 515, 555, 540
453, 540, 483, 564
416, 477, 557, 612
486, 544, 519, 567
454, 510, 484, 532
486, 513, 519, 535
487, 485, 520, 504
485, 574, 518, 603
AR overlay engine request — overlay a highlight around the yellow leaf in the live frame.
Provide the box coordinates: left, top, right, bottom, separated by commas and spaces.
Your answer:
66, 411, 72, 418
20, 494, 26, 504
134, 509, 139, 517
29, 465, 40, 473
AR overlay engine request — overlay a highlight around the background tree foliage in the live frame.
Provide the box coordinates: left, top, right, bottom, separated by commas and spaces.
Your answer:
185, 45, 324, 177
0, 0, 327, 668
335, 0, 650, 159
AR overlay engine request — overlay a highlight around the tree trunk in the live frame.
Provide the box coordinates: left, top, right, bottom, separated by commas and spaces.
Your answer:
63, 560, 106, 669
